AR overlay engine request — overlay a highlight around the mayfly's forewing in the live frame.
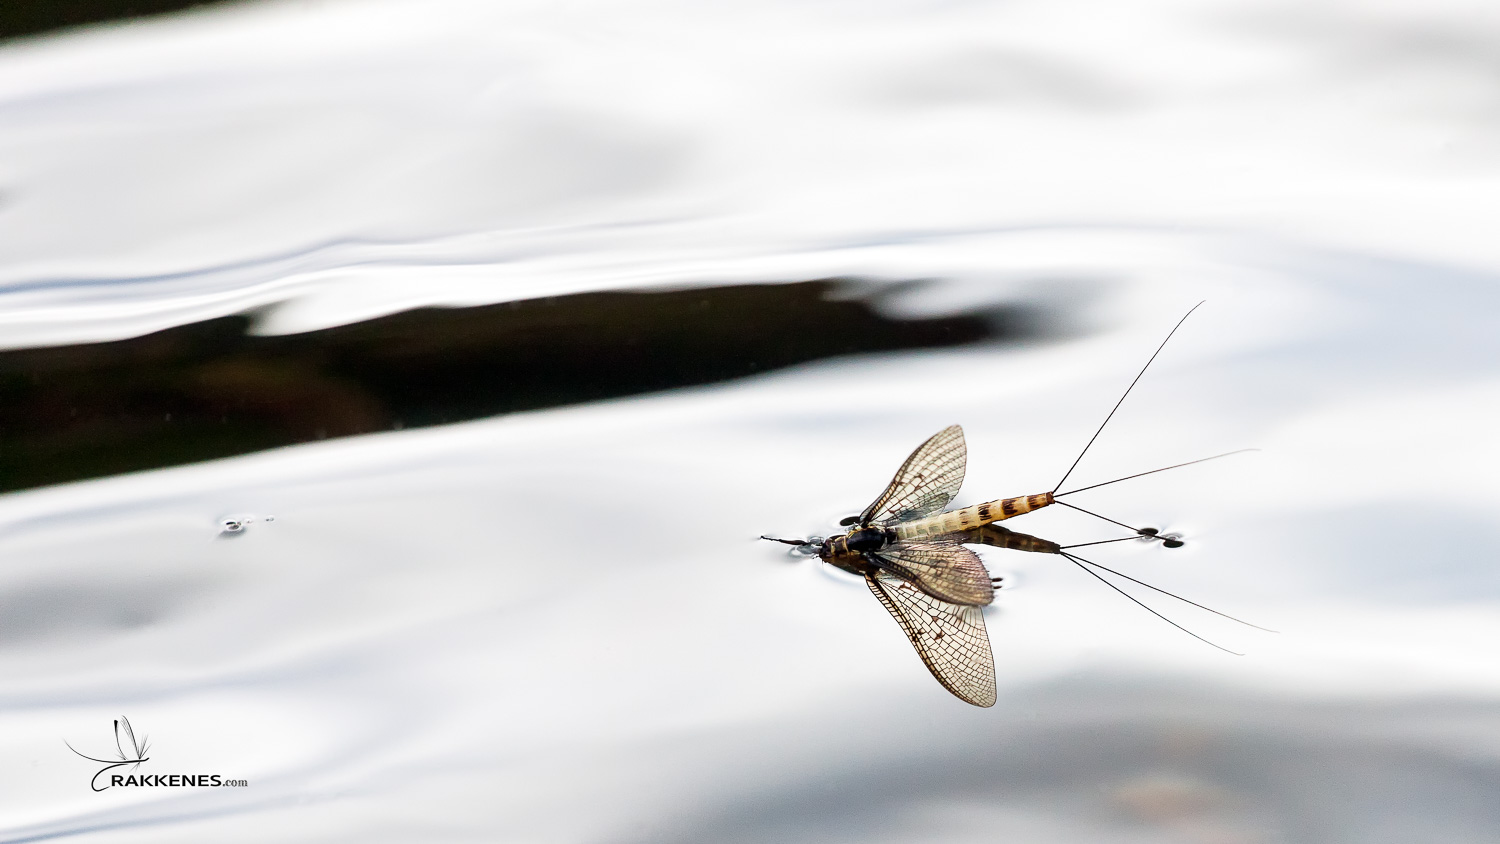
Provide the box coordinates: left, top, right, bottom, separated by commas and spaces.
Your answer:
872, 539, 994, 606
865, 572, 997, 707
859, 425, 967, 526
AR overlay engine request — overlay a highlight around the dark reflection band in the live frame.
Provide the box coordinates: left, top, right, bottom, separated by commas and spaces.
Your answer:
0, 279, 1055, 492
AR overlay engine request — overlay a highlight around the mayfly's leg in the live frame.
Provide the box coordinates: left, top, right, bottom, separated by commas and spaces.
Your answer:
760, 535, 812, 546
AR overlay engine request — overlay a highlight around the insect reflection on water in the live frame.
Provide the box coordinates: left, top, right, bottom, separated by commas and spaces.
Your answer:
762, 307, 1264, 707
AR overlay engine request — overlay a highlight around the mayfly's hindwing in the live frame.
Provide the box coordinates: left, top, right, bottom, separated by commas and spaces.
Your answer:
871, 540, 994, 606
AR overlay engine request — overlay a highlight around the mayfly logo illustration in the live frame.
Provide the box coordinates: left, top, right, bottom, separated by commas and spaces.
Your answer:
66, 717, 248, 792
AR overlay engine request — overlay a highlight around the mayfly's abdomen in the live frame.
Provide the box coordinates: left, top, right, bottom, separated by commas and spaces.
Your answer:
965, 524, 1062, 555
892, 492, 1053, 539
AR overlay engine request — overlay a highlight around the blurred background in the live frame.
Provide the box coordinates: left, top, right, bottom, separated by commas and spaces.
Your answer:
1, 1, 1499, 841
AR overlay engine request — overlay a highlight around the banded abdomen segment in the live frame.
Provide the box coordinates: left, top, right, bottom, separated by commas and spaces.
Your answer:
891, 492, 1053, 539
963, 523, 1062, 555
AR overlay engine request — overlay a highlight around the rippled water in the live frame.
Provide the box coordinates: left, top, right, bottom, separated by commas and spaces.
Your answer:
3, 2, 1500, 842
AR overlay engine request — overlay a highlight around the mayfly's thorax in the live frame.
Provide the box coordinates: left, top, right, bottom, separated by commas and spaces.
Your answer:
846, 527, 896, 552
822, 528, 896, 557
893, 492, 1053, 539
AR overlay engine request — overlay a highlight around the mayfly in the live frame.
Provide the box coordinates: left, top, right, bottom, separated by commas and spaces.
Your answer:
761, 305, 1255, 707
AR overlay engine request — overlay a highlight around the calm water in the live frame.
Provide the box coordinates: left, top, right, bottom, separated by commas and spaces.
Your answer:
3, 2, 1500, 842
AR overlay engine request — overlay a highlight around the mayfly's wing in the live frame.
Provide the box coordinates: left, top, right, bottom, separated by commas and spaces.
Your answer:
871, 539, 994, 606
865, 571, 997, 707
859, 425, 967, 527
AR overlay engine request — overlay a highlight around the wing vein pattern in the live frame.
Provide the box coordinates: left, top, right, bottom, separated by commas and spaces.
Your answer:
860, 425, 967, 527
865, 570, 997, 707
873, 539, 994, 606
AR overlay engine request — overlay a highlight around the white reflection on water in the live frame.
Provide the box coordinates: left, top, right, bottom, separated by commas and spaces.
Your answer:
3, 1, 1500, 842
1, 247, 1497, 842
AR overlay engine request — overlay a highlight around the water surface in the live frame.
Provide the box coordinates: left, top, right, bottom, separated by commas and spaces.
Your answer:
2, 2, 1499, 842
